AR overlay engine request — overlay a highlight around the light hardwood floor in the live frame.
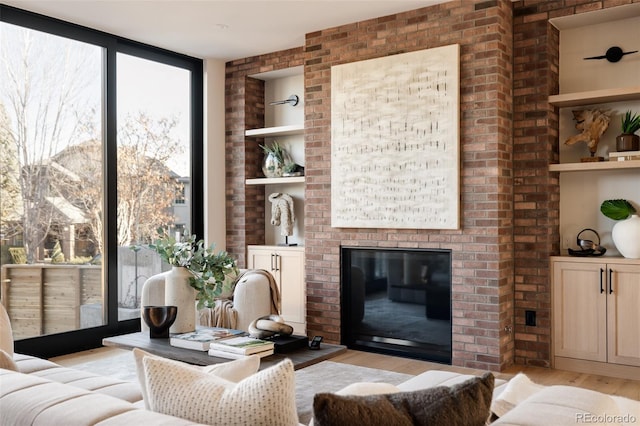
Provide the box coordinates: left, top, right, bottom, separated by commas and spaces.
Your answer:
51, 347, 639, 401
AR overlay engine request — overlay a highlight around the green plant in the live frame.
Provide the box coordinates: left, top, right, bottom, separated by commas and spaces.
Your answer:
600, 199, 637, 220
620, 111, 640, 134
260, 140, 288, 164
150, 228, 238, 309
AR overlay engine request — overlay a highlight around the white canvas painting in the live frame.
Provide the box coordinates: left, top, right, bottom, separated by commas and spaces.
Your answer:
331, 44, 460, 229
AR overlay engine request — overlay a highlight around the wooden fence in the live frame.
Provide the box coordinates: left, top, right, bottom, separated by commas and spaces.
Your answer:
0, 264, 103, 339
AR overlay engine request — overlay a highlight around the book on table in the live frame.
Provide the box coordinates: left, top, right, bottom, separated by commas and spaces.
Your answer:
208, 336, 275, 355
169, 327, 246, 351
207, 347, 274, 360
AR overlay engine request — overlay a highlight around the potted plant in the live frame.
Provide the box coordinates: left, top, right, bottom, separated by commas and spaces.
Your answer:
150, 228, 238, 332
260, 140, 294, 178
616, 110, 640, 152
600, 199, 639, 259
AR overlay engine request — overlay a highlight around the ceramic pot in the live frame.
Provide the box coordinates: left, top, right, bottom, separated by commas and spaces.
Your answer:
165, 266, 197, 333
612, 214, 640, 259
615, 134, 640, 152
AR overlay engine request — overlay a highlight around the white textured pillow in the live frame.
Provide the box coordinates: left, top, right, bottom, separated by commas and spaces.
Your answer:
143, 356, 298, 426
132, 348, 260, 409
0, 303, 14, 356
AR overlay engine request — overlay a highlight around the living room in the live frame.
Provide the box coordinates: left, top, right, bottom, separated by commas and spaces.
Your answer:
1, 0, 639, 424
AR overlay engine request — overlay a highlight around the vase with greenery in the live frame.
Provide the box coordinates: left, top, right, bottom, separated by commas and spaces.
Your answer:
260, 140, 294, 178
616, 111, 640, 152
150, 228, 238, 310
600, 199, 639, 259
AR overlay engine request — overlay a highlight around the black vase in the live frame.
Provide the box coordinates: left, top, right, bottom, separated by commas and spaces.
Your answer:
142, 305, 178, 338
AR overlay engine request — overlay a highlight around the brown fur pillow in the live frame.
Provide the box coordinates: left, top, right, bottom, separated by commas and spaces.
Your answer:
313, 372, 494, 426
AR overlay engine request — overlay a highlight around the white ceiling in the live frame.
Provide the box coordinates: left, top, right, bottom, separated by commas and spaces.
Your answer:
3, 1, 448, 61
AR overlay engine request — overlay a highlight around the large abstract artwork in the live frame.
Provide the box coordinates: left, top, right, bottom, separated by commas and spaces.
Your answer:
331, 44, 460, 229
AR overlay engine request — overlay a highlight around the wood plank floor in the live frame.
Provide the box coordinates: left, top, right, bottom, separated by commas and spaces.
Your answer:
51, 347, 640, 401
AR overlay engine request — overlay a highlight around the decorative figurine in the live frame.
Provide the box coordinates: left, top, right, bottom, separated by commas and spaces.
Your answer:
565, 109, 611, 162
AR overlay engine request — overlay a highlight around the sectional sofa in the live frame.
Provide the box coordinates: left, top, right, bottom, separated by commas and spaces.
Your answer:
1, 303, 638, 425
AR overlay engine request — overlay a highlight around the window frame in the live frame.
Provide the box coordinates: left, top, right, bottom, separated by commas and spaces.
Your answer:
1, 4, 204, 358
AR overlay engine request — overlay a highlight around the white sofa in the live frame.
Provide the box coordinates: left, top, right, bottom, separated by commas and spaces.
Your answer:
2, 302, 638, 425
2, 352, 640, 425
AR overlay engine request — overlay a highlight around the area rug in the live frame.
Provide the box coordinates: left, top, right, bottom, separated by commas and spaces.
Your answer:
61, 351, 413, 425
294, 360, 413, 424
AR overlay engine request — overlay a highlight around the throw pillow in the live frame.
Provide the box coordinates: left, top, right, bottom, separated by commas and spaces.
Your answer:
143, 356, 298, 426
313, 372, 495, 426
0, 302, 14, 356
132, 348, 260, 409
0, 349, 18, 371
491, 372, 544, 417
335, 382, 401, 396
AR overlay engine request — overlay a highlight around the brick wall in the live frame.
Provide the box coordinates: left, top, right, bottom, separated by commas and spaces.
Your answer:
225, 0, 638, 371
304, 0, 515, 372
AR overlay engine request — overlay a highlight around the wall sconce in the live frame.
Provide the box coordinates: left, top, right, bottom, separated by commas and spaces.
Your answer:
269, 95, 299, 106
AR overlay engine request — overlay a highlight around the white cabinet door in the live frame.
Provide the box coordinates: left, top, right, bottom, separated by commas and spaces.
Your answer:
552, 260, 607, 362
247, 245, 306, 334
607, 263, 640, 367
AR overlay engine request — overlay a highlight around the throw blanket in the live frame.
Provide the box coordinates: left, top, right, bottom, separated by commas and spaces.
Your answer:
199, 300, 238, 329
198, 269, 281, 329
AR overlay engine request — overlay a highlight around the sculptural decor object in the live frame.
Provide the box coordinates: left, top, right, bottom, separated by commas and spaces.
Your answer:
269, 192, 297, 246
565, 109, 611, 162
143, 305, 177, 338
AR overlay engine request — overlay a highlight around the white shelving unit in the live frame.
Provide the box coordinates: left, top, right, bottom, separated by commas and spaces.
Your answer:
245, 124, 304, 138
548, 86, 640, 172
245, 67, 305, 246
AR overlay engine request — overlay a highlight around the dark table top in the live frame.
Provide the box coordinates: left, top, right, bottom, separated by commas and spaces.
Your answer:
103, 331, 347, 370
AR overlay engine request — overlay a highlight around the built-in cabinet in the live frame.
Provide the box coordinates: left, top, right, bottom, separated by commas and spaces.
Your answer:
247, 245, 306, 335
551, 257, 640, 379
547, 9, 640, 381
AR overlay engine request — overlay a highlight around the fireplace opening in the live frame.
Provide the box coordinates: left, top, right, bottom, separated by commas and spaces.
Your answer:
341, 247, 452, 364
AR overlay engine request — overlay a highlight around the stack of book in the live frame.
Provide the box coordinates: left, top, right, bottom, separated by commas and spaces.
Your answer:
169, 327, 246, 351
208, 336, 275, 359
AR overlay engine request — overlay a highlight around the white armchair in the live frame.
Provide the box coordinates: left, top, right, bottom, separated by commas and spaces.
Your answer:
140, 269, 275, 332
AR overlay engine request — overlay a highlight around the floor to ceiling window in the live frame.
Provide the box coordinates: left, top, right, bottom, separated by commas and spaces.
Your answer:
115, 53, 192, 321
0, 5, 203, 357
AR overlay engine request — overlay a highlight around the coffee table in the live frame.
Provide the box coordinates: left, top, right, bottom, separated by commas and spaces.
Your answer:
103, 332, 347, 370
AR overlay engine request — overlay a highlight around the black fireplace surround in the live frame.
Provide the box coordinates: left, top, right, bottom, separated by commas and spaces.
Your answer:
341, 247, 452, 364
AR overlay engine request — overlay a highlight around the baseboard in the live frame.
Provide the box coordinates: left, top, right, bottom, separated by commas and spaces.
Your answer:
553, 356, 640, 381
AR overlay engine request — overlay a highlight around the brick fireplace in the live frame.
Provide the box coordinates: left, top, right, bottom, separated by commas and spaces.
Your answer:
225, 0, 620, 371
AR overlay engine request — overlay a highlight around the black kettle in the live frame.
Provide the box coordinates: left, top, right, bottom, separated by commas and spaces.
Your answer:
568, 228, 606, 257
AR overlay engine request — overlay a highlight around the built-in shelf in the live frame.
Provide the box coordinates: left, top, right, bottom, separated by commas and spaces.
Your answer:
246, 176, 305, 185
245, 124, 304, 138
549, 159, 640, 172
548, 86, 640, 107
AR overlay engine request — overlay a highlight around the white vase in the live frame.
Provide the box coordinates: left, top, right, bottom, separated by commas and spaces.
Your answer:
165, 266, 197, 333
612, 214, 640, 259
